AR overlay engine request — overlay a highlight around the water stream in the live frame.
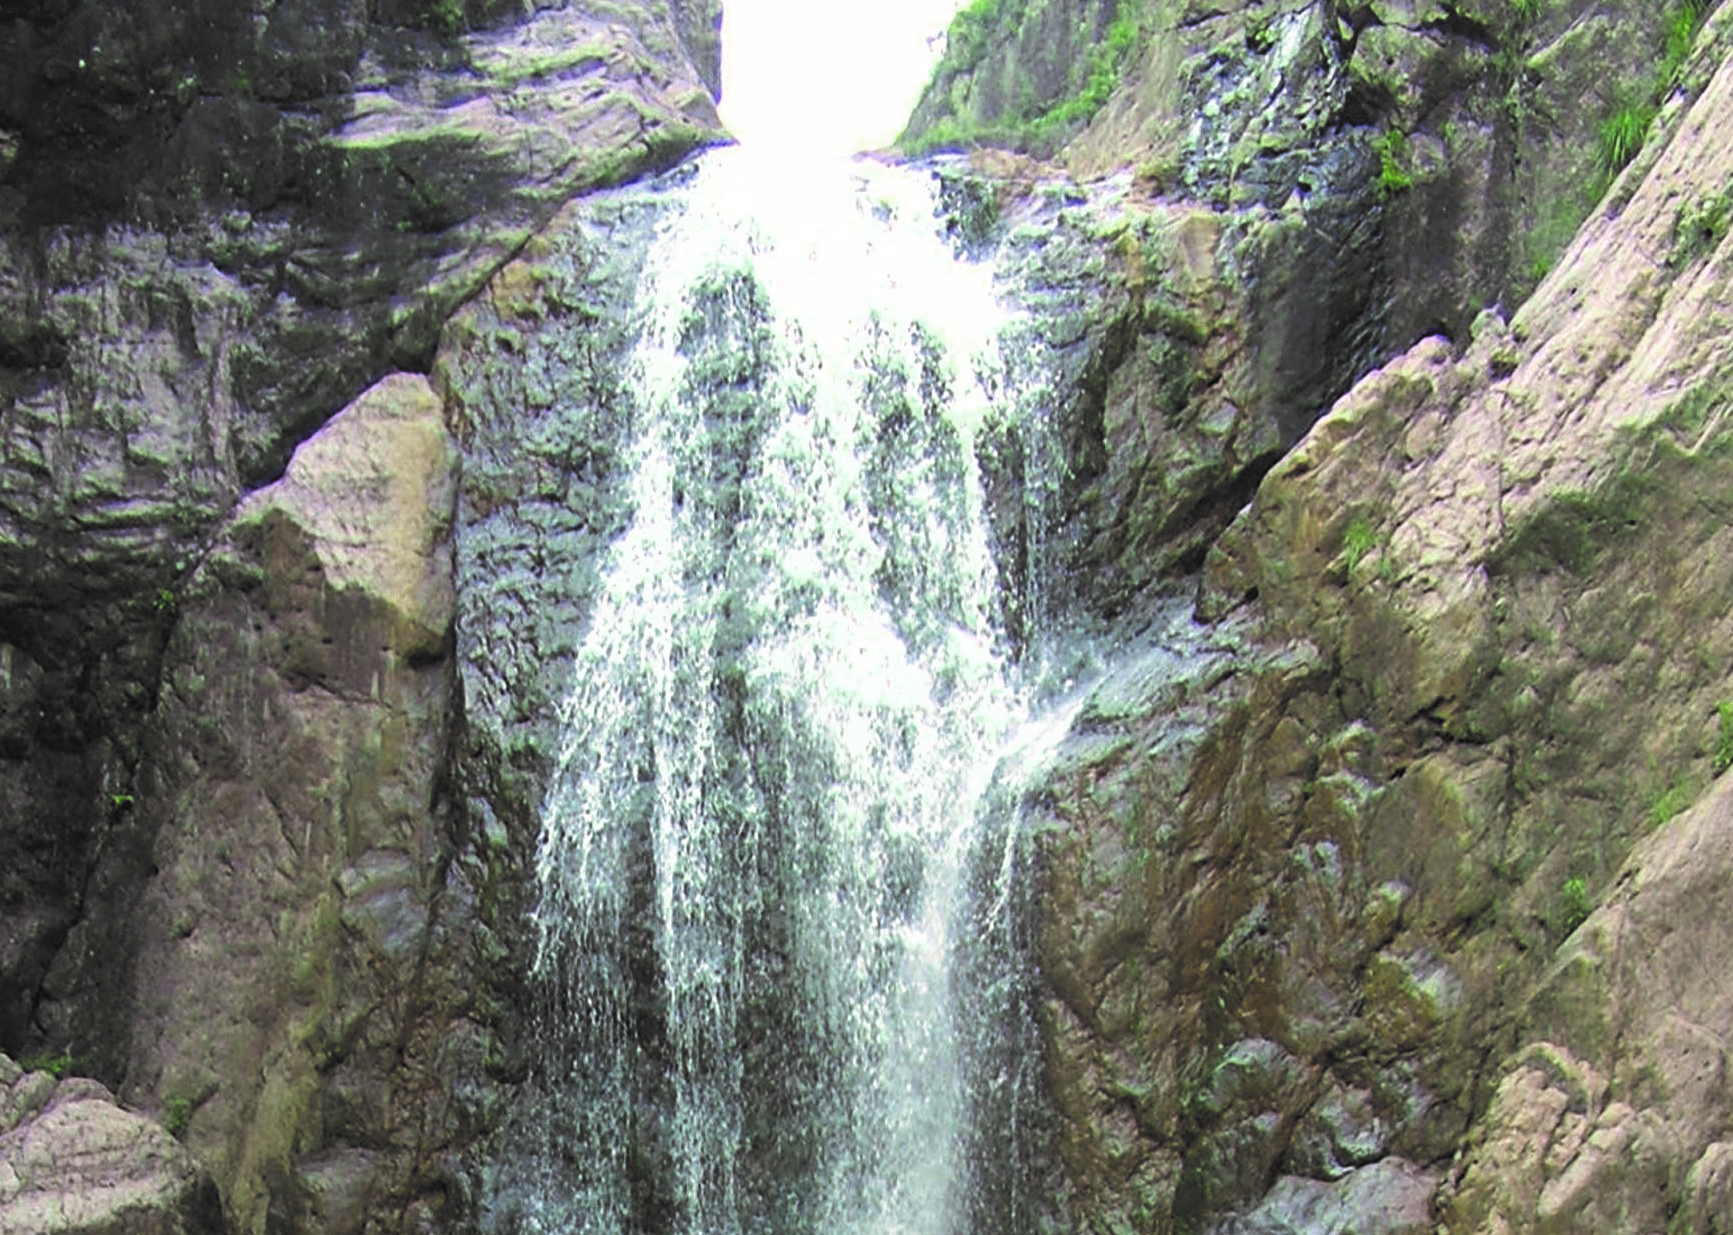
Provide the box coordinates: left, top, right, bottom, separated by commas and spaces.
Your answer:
508, 140, 1071, 1235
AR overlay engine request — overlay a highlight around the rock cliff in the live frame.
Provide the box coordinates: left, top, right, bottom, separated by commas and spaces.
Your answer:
3, 0, 1733, 1232
1008, 1, 1733, 1232
0, 1, 720, 1230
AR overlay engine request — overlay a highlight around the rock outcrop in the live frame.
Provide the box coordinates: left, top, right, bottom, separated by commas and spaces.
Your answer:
900, 0, 1710, 615
0, 1052, 222, 1235
0, 0, 721, 1072
0, 2, 721, 1230
1024, 3, 1733, 1232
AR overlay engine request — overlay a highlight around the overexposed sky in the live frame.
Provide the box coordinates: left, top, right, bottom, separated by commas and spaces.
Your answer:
718, 0, 967, 154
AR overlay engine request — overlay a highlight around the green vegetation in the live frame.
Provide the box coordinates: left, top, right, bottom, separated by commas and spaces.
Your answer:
1494, 460, 1655, 576
1512, 0, 1705, 277
1341, 516, 1379, 577
20, 1049, 74, 1078
1596, 0, 1707, 178
1558, 875, 1592, 934
1374, 130, 1415, 196
1671, 189, 1733, 267
1597, 96, 1658, 176
1663, 0, 1708, 84
945, 0, 1008, 70
424, 0, 465, 35
1521, 191, 1596, 287
1043, 7, 1139, 127
1647, 771, 1694, 829
904, 0, 1140, 155
163, 1095, 193, 1139
1715, 701, 1733, 775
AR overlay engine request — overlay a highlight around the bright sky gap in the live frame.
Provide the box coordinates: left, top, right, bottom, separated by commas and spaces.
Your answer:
717, 0, 968, 154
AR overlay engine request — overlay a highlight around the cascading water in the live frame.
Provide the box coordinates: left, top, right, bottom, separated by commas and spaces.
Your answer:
471, 0, 1100, 1213
503, 141, 1069, 1235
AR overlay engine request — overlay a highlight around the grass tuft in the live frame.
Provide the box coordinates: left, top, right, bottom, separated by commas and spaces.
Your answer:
1598, 97, 1657, 175
1559, 875, 1592, 934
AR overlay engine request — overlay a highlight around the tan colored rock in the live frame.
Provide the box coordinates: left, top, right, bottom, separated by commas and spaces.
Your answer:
0, 1059, 220, 1235
33, 369, 478, 1234
235, 372, 456, 659
1040, 10, 1733, 1235
1446, 780, 1733, 1232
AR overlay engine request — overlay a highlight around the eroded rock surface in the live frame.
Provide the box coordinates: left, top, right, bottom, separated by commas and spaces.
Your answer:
1025, 6, 1733, 1232
0, 1053, 222, 1235
0, 0, 722, 1072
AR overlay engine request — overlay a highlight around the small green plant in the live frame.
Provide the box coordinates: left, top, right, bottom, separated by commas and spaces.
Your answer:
425, 0, 464, 34
1715, 701, 1733, 775
163, 1096, 193, 1139
1662, 0, 1707, 84
945, 0, 1005, 68
153, 587, 177, 614
905, 0, 1138, 153
1035, 1, 1139, 128
109, 792, 135, 809
1598, 97, 1657, 175
1647, 771, 1694, 829
1511, 0, 1543, 23
20, 1050, 74, 1078
1374, 130, 1415, 196
1342, 516, 1380, 577
1559, 875, 1592, 934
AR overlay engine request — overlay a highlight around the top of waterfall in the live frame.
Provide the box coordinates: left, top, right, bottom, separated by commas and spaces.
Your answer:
717, 0, 965, 155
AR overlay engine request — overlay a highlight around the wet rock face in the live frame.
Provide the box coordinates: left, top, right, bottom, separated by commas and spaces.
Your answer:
0, 0, 720, 1139
1026, 10, 1733, 1233
906, 0, 1692, 522
39, 371, 501, 1235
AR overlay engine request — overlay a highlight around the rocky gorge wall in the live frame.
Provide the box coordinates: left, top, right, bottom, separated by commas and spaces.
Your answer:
0, 1, 722, 1230
3, 0, 1733, 1233
969, 1, 1733, 1233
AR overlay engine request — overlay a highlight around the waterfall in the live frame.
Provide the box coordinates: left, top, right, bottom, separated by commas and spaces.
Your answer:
498, 139, 1067, 1235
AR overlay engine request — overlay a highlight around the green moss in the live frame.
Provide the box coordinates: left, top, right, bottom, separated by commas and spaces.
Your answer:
1494, 462, 1655, 576
1520, 189, 1596, 289
1659, 385, 1719, 439
1670, 190, 1733, 268
479, 43, 612, 89
1374, 129, 1414, 196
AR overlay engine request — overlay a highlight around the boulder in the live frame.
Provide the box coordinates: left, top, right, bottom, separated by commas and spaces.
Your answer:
0, 1055, 222, 1235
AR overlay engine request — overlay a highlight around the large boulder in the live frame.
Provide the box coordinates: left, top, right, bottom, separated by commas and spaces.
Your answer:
0, 1053, 222, 1235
